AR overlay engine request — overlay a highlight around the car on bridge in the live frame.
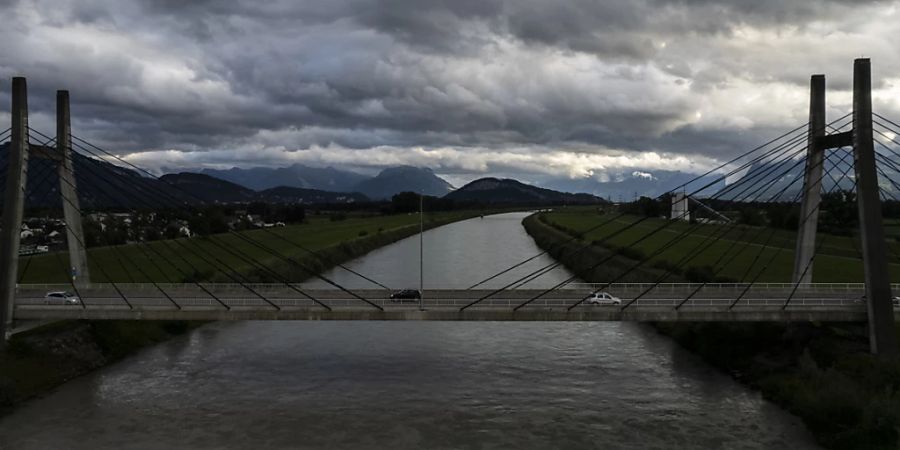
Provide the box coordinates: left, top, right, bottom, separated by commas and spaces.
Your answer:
390, 289, 422, 303
585, 292, 621, 306
853, 296, 900, 307
44, 291, 80, 305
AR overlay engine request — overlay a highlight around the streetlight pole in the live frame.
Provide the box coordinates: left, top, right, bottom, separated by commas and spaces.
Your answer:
419, 193, 424, 310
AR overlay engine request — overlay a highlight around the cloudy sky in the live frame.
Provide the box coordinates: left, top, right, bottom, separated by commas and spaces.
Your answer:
2, 0, 900, 186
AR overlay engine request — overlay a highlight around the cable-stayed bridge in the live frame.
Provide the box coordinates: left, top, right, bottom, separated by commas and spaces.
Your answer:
1, 59, 899, 355
11, 283, 890, 322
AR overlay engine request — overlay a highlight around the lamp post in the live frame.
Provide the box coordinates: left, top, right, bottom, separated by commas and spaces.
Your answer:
419, 192, 424, 310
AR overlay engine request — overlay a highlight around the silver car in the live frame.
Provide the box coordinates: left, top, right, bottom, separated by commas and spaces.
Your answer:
44, 291, 80, 305
584, 292, 621, 306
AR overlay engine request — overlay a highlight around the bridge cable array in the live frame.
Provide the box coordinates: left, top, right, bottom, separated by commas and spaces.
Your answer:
459, 121, 823, 310
18, 128, 288, 309
16, 127, 388, 312
462, 116, 869, 311
66, 133, 388, 296
61, 139, 311, 311
9, 108, 900, 313
635, 146, 853, 312
74, 132, 389, 310
464, 122, 813, 291
458, 111, 891, 313
580, 133, 832, 312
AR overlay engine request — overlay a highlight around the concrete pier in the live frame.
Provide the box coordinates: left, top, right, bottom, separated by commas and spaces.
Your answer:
792, 75, 826, 285
0, 78, 29, 340
852, 59, 898, 356
56, 91, 90, 285
671, 191, 689, 221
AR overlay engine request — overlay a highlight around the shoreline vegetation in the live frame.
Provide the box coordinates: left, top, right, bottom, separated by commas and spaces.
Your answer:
0, 209, 493, 413
522, 211, 900, 450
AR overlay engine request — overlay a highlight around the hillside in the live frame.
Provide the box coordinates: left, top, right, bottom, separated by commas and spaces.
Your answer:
352, 166, 454, 200
158, 173, 258, 203
197, 164, 368, 192
160, 173, 370, 205
0, 144, 370, 209
445, 178, 604, 204
258, 186, 369, 204
0, 143, 194, 209
196, 164, 456, 201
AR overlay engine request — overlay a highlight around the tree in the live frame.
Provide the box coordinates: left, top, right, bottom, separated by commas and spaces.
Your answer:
247, 202, 272, 219
281, 205, 306, 223
819, 190, 858, 236
391, 192, 422, 213
738, 207, 765, 226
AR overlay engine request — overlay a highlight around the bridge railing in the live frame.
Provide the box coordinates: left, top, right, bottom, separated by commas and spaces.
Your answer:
16, 282, 892, 291
564, 282, 883, 291
13, 297, 865, 309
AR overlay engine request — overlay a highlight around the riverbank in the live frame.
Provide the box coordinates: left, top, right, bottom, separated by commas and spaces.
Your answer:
522, 212, 900, 450
0, 210, 490, 412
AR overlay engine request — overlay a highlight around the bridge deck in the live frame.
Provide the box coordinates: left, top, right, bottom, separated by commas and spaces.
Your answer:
12, 283, 897, 322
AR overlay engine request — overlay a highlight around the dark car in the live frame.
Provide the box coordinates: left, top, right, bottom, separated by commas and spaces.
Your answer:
390, 289, 422, 302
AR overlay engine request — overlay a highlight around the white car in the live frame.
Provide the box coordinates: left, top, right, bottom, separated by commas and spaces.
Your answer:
855, 296, 900, 307
44, 291, 80, 305
585, 292, 621, 306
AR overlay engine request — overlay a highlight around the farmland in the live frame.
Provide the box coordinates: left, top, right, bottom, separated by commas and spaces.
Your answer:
539, 207, 900, 283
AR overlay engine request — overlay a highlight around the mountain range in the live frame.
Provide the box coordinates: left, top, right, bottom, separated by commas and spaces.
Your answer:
447, 178, 603, 204
159, 173, 370, 204
195, 164, 452, 200
0, 143, 705, 209
196, 164, 369, 193
0, 143, 369, 209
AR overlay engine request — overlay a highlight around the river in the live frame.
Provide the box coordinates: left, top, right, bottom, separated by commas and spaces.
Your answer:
0, 212, 818, 449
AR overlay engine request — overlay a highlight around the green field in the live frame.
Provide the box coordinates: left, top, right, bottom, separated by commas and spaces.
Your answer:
18, 211, 476, 284
540, 207, 900, 283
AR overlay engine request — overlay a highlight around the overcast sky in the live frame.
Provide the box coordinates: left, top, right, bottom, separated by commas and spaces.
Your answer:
2, 0, 900, 185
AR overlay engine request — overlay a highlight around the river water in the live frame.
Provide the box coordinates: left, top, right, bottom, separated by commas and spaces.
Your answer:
0, 212, 817, 449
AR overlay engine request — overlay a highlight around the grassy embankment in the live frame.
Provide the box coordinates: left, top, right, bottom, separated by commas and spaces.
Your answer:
524, 209, 900, 450
1, 210, 485, 411
542, 207, 900, 282
17, 211, 482, 283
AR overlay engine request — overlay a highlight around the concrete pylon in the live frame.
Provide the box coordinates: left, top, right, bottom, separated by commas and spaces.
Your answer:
852, 59, 897, 356
0, 78, 29, 340
671, 191, 689, 221
792, 75, 826, 285
57, 91, 90, 285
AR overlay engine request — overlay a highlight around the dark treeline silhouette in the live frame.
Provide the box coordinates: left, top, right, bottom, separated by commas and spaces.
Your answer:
616, 189, 897, 237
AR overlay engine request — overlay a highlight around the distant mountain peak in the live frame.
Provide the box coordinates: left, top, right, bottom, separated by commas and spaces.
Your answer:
446, 177, 603, 205
192, 164, 455, 200
353, 166, 454, 200
195, 164, 368, 192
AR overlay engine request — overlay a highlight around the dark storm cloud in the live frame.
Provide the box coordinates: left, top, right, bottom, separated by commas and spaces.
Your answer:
0, 0, 898, 179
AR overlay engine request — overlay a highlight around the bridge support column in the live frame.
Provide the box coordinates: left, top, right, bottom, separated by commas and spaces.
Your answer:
57, 91, 90, 285
671, 191, 689, 221
0, 78, 29, 341
793, 75, 826, 286
853, 59, 897, 357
